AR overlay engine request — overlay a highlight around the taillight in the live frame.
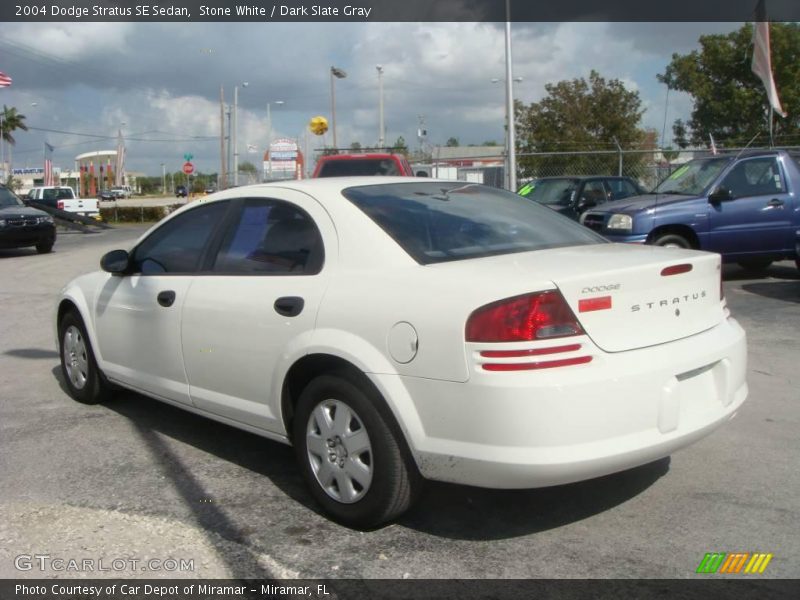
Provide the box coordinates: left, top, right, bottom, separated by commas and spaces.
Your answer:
465, 290, 583, 343
57, 201, 64, 210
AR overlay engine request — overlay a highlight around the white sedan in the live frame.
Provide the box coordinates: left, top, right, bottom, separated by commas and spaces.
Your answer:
56, 178, 748, 527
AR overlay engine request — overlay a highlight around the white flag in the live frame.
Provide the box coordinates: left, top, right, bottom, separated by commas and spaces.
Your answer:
751, 0, 787, 118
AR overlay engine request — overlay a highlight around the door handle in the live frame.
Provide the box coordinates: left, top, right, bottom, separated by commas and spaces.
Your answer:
767, 198, 784, 208
274, 296, 304, 317
157, 290, 176, 307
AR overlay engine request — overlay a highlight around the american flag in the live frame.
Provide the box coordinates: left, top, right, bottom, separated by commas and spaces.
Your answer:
0, 71, 11, 87
44, 142, 55, 186
751, 0, 786, 118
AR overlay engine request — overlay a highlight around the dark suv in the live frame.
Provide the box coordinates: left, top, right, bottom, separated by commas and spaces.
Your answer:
518, 176, 645, 221
175, 185, 188, 198
0, 185, 56, 253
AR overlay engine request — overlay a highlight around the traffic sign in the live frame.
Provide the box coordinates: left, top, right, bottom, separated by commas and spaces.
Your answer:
182, 162, 194, 175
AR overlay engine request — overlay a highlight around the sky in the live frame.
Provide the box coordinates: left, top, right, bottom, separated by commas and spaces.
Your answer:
0, 21, 741, 177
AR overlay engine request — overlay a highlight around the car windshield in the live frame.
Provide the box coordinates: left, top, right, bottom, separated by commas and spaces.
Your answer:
518, 178, 579, 206
343, 182, 606, 265
318, 158, 400, 177
654, 158, 731, 195
0, 187, 23, 208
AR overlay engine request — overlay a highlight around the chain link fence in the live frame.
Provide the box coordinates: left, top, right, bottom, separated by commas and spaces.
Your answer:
517, 146, 800, 190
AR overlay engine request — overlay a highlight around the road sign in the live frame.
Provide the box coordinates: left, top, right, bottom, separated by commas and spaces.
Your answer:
182, 162, 194, 175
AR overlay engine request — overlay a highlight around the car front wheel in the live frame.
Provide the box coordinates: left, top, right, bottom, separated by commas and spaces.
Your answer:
59, 310, 112, 405
652, 233, 691, 249
293, 374, 421, 528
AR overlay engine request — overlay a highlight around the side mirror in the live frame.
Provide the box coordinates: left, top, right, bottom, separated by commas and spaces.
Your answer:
101, 249, 130, 275
709, 187, 733, 203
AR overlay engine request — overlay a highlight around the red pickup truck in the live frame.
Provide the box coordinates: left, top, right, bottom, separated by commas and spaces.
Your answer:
312, 153, 414, 178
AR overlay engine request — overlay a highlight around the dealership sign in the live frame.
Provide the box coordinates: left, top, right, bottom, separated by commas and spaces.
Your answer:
265, 138, 302, 179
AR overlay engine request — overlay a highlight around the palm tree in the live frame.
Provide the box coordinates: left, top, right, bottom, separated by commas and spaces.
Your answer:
1, 105, 29, 145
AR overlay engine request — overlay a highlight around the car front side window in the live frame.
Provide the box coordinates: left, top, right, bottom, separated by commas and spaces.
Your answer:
131, 201, 229, 275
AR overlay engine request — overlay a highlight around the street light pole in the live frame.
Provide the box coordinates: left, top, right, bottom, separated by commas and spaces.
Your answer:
376, 65, 385, 148
266, 100, 284, 180
161, 163, 166, 195
233, 81, 248, 186
330, 66, 347, 150
503, 0, 518, 191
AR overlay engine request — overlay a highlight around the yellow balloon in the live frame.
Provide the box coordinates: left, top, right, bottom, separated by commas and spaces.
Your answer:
309, 116, 329, 136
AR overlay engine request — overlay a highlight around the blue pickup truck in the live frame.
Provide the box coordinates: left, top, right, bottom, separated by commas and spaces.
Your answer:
580, 150, 800, 270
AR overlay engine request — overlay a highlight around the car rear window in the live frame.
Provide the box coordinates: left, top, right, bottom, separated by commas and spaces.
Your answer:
343, 182, 606, 265
318, 158, 400, 177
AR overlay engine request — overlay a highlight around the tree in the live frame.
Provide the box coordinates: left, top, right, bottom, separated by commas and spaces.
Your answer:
391, 136, 408, 155
1, 105, 29, 145
659, 23, 800, 147
515, 70, 646, 178
445, 137, 460, 147
349, 141, 362, 152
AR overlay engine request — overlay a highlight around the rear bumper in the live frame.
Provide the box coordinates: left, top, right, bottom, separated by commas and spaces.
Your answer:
376, 316, 747, 489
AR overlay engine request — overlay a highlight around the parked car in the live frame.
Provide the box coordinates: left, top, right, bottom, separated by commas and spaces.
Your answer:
98, 190, 116, 202
312, 153, 414, 178
0, 184, 56, 253
56, 178, 747, 527
175, 185, 188, 198
518, 176, 646, 220
26, 186, 100, 219
580, 150, 800, 270
110, 187, 130, 199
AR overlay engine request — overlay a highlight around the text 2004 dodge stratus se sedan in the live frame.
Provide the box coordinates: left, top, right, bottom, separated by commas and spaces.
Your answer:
56, 178, 747, 527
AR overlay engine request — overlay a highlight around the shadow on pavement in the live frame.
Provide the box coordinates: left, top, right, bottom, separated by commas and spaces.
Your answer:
5, 348, 59, 359
77, 378, 670, 542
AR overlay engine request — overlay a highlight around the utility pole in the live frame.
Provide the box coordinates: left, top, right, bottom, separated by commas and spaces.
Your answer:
503, 0, 517, 191
219, 85, 226, 189
376, 65, 385, 148
330, 66, 347, 150
233, 81, 248, 186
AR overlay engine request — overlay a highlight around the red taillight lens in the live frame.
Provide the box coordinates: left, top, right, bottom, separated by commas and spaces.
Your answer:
465, 290, 583, 343
57, 201, 64, 210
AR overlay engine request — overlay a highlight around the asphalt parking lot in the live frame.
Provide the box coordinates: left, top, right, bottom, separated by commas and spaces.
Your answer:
0, 225, 798, 580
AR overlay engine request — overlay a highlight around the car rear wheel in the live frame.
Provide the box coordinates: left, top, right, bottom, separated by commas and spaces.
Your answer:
59, 310, 112, 405
652, 233, 691, 249
737, 258, 773, 271
293, 374, 421, 528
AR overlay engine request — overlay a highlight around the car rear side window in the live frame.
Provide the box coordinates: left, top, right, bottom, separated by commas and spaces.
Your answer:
343, 182, 606, 265
212, 199, 324, 275
132, 201, 229, 274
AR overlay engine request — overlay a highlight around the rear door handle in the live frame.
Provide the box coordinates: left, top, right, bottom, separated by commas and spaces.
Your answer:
767, 198, 784, 208
157, 290, 176, 307
274, 296, 304, 317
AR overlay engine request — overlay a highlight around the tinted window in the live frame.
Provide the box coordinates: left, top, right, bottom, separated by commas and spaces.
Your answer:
606, 179, 640, 200
518, 179, 577, 205
721, 157, 784, 198
132, 202, 228, 274
318, 158, 400, 177
343, 182, 606, 265
213, 199, 324, 274
580, 181, 607, 206
0, 187, 22, 208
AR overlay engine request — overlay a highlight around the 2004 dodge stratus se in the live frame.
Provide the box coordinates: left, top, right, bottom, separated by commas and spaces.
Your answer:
56, 178, 747, 527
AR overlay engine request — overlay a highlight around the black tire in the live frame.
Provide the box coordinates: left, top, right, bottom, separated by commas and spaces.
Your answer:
35, 241, 54, 254
652, 233, 692, 249
58, 310, 112, 405
737, 258, 773, 271
293, 374, 422, 528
